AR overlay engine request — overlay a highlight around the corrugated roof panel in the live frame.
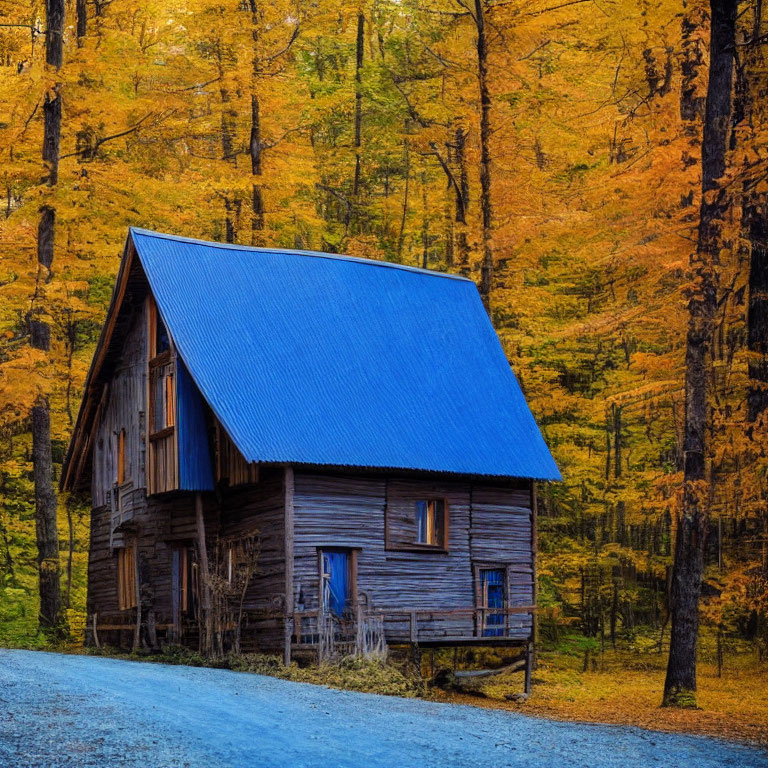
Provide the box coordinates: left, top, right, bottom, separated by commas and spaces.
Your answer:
130, 228, 561, 481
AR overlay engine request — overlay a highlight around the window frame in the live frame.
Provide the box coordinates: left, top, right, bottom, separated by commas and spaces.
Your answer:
472, 562, 511, 637
117, 428, 126, 485
316, 547, 359, 617
117, 546, 137, 611
415, 499, 446, 547
146, 295, 178, 494
385, 494, 450, 553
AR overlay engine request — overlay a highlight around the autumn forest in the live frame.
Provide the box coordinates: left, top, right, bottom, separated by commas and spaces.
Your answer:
0, 0, 767, 727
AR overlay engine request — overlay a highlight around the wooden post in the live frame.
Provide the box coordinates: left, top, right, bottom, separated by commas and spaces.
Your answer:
531, 481, 539, 665
524, 640, 533, 695
132, 540, 141, 652
284, 466, 295, 666
195, 493, 213, 656
317, 550, 325, 662
92, 613, 101, 650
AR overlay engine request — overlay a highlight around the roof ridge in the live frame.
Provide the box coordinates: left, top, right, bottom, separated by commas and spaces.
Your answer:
129, 227, 474, 283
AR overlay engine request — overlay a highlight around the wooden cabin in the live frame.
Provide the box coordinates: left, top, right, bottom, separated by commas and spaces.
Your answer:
62, 228, 560, 674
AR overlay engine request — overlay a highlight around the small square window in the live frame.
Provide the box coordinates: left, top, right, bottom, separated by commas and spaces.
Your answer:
415, 499, 445, 547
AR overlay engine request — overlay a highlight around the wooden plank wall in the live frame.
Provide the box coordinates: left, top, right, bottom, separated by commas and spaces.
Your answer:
218, 468, 286, 651
92, 306, 147, 508
87, 473, 286, 652
471, 486, 535, 636
292, 471, 534, 642
86, 492, 205, 641
88, 464, 532, 649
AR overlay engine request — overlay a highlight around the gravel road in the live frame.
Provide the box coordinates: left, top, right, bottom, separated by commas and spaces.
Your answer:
1, 649, 766, 768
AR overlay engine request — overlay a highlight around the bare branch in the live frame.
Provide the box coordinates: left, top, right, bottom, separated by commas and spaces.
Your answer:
59, 112, 159, 159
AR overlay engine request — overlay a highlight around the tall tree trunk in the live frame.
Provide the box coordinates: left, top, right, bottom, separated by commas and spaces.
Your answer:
218, 52, 241, 244
76, 0, 87, 43
451, 124, 470, 273
663, 0, 737, 708
746, 204, 768, 424
397, 142, 410, 259
45, 0, 65, 69
249, 0, 265, 246
474, 0, 494, 312
33, 402, 60, 630
352, 12, 364, 203
32, 0, 65, 637
195, 494, 213, 655
250, 92, 264, 246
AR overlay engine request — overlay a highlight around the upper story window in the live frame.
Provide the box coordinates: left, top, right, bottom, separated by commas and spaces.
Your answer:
415, 499, 446, 547
147, 296, 177, 494
155, 314, 170, 357
151, 368, 175, 433
385, 483, 449, 552
117, 428, 126, 485
149, 298, 171, 361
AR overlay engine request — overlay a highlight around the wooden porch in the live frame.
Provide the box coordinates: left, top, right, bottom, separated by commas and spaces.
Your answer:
290, 605, 535, 651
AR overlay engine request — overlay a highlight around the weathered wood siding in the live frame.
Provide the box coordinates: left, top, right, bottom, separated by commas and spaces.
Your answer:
86, 491, 205, 642
91, 306, 147, 507
292, 471, 534, 642
471, 486, 534, 636
87, 476, 287, 652
219, 469, 287, 651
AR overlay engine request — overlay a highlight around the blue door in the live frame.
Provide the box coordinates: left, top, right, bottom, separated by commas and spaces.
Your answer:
322, 551, 349, 617
481, 569, 505, 637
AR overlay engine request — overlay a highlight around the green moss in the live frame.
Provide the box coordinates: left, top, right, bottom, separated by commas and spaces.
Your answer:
662, 688, 699, 709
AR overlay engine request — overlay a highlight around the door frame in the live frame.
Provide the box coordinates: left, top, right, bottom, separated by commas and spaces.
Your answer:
472, 561, 510, 637
316, 547, 359, 618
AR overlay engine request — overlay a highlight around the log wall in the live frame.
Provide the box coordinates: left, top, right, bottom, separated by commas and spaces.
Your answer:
292, 471, 534, 642
218, 468, 287, 651
86, 471, 287, 652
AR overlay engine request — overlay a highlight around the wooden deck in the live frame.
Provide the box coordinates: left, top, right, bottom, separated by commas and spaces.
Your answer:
292, 605, 535, 650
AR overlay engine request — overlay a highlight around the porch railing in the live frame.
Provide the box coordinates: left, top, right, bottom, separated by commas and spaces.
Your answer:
292, 604, 535, 655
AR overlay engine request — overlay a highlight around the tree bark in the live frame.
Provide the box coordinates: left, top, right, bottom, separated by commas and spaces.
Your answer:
746, 203, 768, 423
33, 402, 61, 631
451, 124, 470, 273
250, 93, 265, 246
663, 0, 737, 708
397, 142, 410, 259
32, 0, 65, 637
195, 493, 213, 655
45, 0, 65, 69
76, 0, 87, 43
218, 51, 241, 244
473, 0, 494, 312
352, 12, 364, 202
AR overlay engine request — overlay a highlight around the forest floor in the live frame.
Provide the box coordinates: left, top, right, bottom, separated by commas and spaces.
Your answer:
434, 645, 768, 749
1, 648, 767, 768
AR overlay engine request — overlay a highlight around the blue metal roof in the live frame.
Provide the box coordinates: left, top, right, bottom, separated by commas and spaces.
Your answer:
130, 228, 561, 481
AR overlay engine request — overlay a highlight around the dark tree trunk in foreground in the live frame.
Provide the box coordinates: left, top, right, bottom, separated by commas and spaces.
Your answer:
217, 50, 241, 244
76, 0, 87, 43
746, 205, 768, 424
352, 13, 364, 201
745, 201, 768, 573
250, 93, 264, 245
32, 0, 65, 636
663, 0, 736, 707
474, 0, 494, 313
33, 402, 61, 629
